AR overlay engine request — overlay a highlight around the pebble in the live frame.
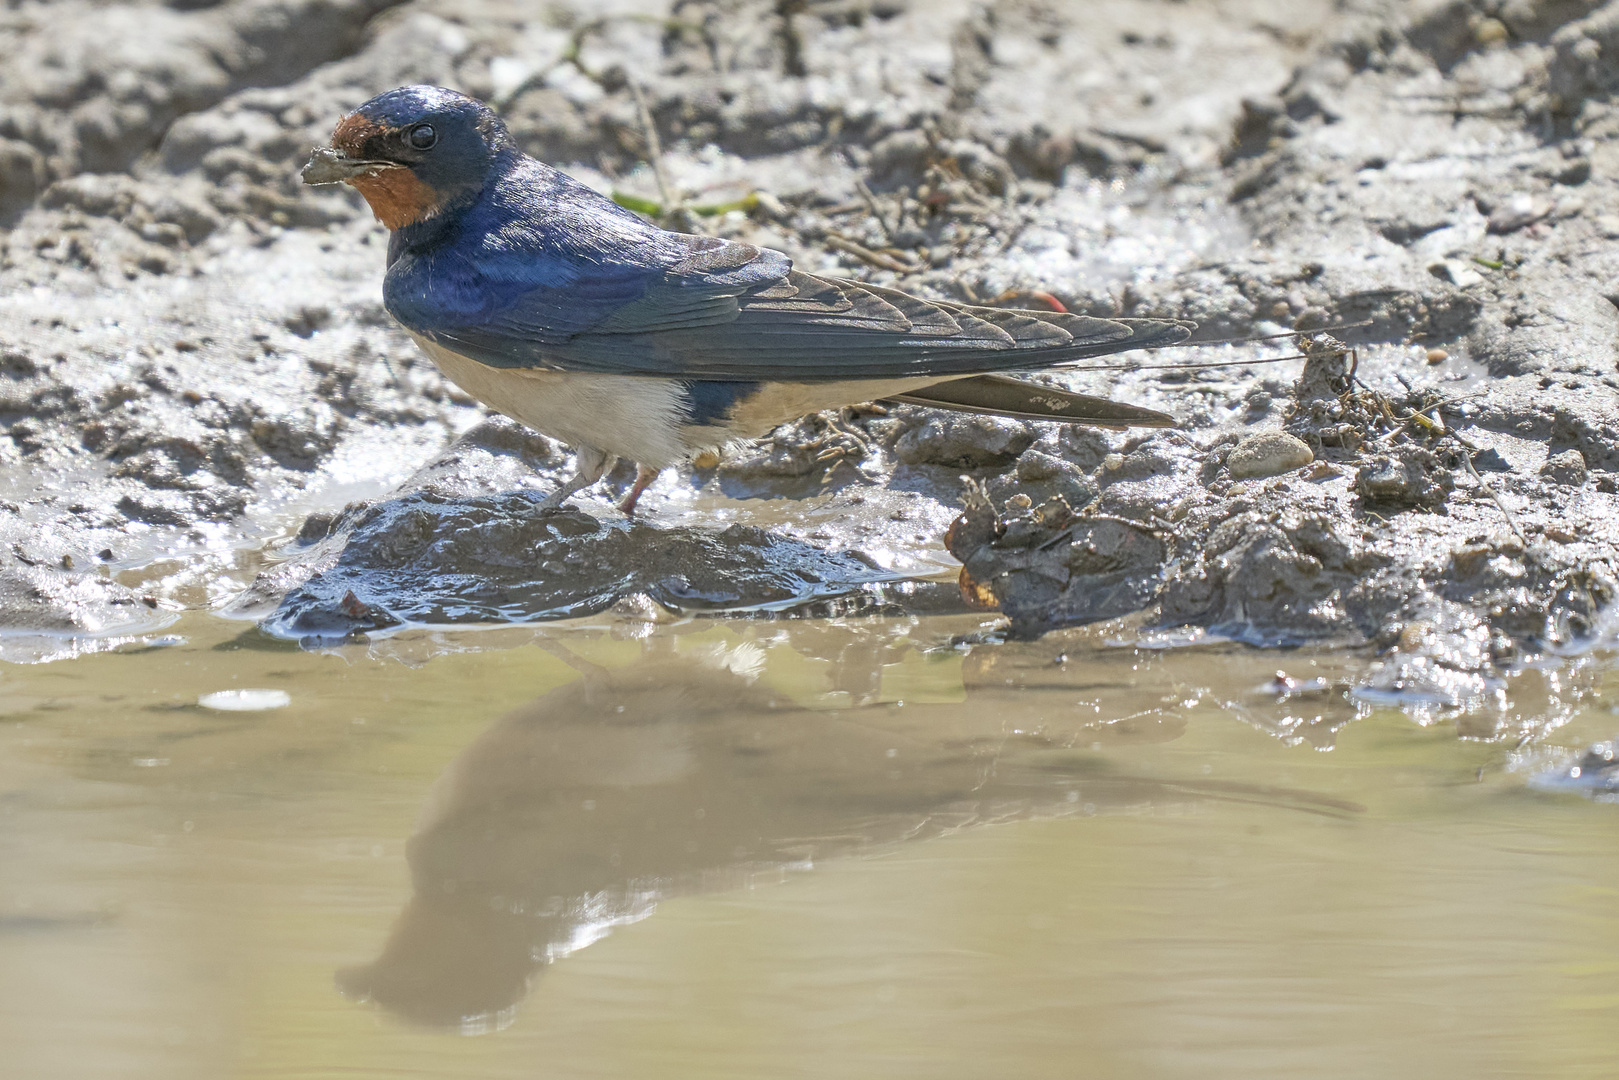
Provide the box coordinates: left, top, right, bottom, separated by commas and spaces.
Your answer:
1226, 431, 1314, 479
1426, 347, 1448, 364
1428, 259, 1484, 288
1539, 450, 1587, 487
1557, 158, 1591, 186
1473, 16, 1508, 44
1487, 193, 1552, 235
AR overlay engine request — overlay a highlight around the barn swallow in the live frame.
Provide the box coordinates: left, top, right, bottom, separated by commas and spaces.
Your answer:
303, 85, 1192, 513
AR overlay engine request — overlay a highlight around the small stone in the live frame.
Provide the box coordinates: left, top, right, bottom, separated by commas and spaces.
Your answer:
1102, 452, 1124, 471
1556, 158, 1591, 186
692, 449, 721, 469
1487, 194, 1552, 235
1595, 213, 1619, 239
1540, 449, 1587, 486
1426, 347, 1448, 364
1226, 431, 1314, 479
749, 191, 787, 220
1307, 460, 1342, 480
1473, 16, 1508, 44
1429, 259, 1484, 288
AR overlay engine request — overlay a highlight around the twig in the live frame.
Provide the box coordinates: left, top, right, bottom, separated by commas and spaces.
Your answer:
626, 79, 674, 211
1448, 431, 1527, 544
853, 176, 895, 242
825, 233, 921, 274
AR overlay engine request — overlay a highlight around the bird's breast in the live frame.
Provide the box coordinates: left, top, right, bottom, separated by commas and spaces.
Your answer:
408, 334, 692, 467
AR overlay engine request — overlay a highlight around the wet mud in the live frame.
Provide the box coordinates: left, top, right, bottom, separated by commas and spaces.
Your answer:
241, 421, 904, 642
2, 0, 1617, 736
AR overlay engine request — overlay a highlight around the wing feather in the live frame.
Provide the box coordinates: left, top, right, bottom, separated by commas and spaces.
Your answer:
395, 225, 1194, 378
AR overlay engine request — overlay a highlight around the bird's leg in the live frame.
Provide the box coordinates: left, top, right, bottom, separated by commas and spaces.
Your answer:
540, 445, 612, 509
618, 464, 660, 516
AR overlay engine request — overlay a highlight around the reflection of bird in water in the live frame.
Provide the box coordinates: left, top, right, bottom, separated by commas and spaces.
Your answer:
338, 640, 1361, 1028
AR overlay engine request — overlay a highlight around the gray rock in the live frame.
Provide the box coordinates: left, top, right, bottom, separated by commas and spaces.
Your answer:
1227, 431, 1314, 479
1541, 449, 1589, 486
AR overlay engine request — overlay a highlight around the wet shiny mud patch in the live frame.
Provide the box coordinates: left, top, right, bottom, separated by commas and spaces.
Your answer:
254, 492, 901, 642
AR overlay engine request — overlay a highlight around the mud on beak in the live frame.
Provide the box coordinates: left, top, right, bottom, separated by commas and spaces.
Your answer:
301, 146, 404, 186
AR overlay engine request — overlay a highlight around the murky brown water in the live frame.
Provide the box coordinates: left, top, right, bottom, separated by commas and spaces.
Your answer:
3, 610, 1617, 1079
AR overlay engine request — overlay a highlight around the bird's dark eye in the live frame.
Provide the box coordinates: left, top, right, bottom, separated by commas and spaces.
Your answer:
407, 123, 437, 150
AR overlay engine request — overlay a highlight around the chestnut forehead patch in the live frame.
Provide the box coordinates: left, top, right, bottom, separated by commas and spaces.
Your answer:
332, 113, 389, 156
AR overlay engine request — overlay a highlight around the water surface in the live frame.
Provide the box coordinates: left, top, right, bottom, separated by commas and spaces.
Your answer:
2, 610, 1616, 1078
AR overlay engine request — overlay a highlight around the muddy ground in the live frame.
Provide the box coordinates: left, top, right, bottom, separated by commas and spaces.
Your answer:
1, 0, 1616, 739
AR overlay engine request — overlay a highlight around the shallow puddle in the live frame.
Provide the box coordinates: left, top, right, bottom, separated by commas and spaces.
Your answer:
2, 610, 1617, 1079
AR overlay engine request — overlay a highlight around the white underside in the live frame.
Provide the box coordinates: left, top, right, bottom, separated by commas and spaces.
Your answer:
411, 333, 944, 467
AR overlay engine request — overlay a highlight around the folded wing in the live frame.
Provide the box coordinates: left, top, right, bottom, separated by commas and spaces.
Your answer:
399, 231, 1193, 381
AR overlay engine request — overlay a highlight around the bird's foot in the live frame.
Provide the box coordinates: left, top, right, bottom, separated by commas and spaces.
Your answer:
537, 446, 613, 511
617, 465, 660, 516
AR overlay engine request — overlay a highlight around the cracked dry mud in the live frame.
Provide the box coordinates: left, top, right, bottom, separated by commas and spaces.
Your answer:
1, 0, 1615, 743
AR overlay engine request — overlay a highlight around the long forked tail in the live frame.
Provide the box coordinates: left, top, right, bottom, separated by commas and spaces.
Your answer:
891, 374, 1176, 430
886, 310, 1368, 428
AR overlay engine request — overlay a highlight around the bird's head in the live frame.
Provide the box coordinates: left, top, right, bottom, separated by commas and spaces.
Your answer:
301, 85, 515, 230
